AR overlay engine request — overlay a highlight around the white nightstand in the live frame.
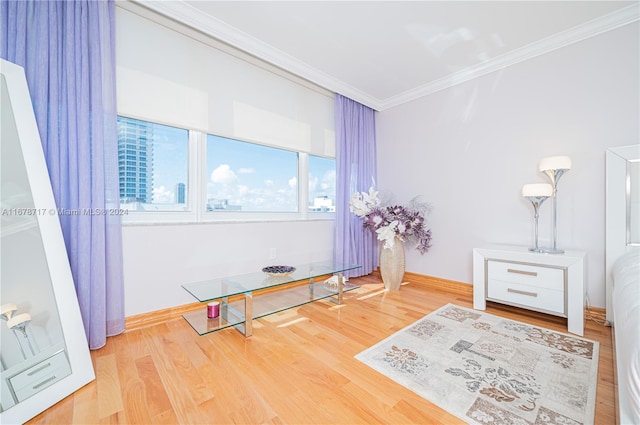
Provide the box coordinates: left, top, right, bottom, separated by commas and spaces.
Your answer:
473, 245, 586, 336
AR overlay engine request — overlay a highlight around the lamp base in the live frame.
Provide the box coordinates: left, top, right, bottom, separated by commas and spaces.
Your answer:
540, 247, 565, 254
528, 247, 546, 253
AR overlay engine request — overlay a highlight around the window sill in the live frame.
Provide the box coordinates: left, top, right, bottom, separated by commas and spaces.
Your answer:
121, 213, 335, 226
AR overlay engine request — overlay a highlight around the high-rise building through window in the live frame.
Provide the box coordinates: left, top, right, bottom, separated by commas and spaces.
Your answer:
117, 117, 153, 204
175, 182, 186, 204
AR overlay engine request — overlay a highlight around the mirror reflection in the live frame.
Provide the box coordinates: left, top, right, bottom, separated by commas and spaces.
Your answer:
0, 74, 71, 411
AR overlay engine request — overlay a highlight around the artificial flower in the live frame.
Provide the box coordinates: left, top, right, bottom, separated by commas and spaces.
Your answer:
350, 187, 432, 254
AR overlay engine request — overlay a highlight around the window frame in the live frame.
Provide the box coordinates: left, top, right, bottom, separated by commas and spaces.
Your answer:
119, 117, 335, 225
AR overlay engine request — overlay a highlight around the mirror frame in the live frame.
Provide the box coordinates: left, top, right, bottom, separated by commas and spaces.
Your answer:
1, 59, 95, 423
605, 143, 640, 324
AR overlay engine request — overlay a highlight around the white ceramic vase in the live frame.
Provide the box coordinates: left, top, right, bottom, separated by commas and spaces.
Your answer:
379, 238, 405, 290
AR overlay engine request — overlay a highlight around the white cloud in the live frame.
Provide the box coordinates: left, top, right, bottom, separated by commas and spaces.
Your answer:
152, 185, 174, 203
211, 164, 237, 184
207, 170, 299, 212
238, 167, 255, 174
309, 175, 318, 192
322, 169, 336, 190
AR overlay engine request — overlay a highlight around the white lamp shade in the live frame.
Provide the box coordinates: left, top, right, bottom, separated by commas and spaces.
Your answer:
539, 155, 572, 172
522, 183, 553, 197
7, 312, 31, 329
0, 303, 17, 316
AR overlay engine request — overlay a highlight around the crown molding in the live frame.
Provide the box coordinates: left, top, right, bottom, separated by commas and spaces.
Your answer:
380, 3, 640, 110
133, 1, 638, 112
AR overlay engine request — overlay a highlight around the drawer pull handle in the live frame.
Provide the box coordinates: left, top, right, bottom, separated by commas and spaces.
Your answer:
27, 362, 52, 376
507, 268, 537, 277
508, 288, 538, 297
32, 375, 57, 390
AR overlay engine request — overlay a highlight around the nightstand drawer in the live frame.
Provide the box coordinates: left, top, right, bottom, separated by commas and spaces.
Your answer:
487, 279, 565, 315
487, 260, 564, 291
9, 350, 71, 402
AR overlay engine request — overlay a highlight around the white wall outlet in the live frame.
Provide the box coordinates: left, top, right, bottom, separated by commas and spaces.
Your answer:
269, 248, 277, 259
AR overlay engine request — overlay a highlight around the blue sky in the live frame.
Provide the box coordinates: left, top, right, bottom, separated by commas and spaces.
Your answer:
148, 124, 188, 204
141, 122, 335, 211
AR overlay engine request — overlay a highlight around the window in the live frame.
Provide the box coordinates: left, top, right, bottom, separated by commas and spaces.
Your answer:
117, 116, 336, 223
206, 135, 298, 212
117, 117, 188, 211
308, 155, 336, 212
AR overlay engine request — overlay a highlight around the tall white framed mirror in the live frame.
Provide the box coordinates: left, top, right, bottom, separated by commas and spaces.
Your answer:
0, 59, 95, 423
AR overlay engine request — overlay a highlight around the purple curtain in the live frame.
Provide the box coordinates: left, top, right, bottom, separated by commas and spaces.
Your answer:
334, 94, 378, 277
1, 0, 124, 349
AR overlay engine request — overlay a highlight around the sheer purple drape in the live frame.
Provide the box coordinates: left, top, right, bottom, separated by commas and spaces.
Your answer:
334, 94, 378, 277
1, 0, 125, 349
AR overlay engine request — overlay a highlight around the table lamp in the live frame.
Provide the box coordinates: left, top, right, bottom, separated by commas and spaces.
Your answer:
523, 183, 553, 252
539, 155, 571, 254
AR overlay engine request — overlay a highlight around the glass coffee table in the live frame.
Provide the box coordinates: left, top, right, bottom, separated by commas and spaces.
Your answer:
181, 261, 361, 337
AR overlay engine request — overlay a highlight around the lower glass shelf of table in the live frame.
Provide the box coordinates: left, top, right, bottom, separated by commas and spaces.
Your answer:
181, 261, 361, 337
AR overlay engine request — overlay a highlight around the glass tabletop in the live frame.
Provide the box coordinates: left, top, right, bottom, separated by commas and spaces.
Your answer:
182, 261, 361, 302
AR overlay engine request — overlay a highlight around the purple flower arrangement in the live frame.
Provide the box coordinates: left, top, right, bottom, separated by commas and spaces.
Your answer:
350, 187, 432, 254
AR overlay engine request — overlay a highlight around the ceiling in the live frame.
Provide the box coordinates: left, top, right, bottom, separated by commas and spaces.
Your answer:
138, 1, 639, 111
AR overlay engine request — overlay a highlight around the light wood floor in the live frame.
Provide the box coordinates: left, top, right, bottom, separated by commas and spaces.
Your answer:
27, 274, 614, 424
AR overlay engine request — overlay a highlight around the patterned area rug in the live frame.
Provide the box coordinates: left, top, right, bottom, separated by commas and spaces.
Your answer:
355, 304, 599, 425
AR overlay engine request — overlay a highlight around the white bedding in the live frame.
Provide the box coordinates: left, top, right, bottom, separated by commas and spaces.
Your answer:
612, 248, 640, 425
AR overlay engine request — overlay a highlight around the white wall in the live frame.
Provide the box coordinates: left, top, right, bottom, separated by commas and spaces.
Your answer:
377, 22, 639, 308
122, 220, 334, 316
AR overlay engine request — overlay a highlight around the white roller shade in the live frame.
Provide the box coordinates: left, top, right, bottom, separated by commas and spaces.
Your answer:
115, 6, 335, 157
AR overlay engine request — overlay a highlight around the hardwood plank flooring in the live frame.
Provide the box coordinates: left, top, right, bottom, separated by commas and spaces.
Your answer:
27, 274, 614, 424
